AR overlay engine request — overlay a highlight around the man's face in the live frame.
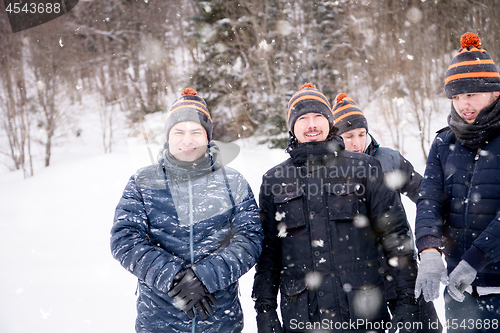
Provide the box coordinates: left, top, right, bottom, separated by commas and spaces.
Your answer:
452, 91, 500, 124
293, 113, 330, 143
168, 121, 208, 162
340, 128, 367, 153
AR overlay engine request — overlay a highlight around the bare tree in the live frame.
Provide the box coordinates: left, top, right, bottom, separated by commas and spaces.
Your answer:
0, 30, 34, 176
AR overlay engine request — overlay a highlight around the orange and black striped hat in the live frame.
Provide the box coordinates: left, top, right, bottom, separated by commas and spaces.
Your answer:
287, 83, 334, 135
331, 93, 368, 135
445, 32, 500, 98
164, 88, 213, 141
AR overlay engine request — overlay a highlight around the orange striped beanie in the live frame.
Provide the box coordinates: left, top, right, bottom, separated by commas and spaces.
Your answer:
287, 83, 334, 136
331, 93, 368, 135
164, 88, 213, 141
444, 32, 500, 99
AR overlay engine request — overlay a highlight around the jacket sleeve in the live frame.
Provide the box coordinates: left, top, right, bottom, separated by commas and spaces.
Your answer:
415, 135, 446, 253
251, 175, 282, 311
462, 213, 500, 272
399, 153, 423, 203
191, 176, 264, 294
366, 159, 417, 294
110, 174, 184, 295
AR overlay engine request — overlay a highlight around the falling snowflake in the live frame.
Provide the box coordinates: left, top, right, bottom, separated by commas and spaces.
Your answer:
388, 257, 399, 267
352, 285, 383, 320
353, 214, 369, 228
305, 271, 323, 290
311, 239, 324, 247
384, 170, 406, 191
277, 222, 287, 238
275, 211, 286, 222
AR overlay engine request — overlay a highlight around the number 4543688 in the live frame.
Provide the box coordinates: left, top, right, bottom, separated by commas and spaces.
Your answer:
5, 2, 61, 14
445, 319, 498, 330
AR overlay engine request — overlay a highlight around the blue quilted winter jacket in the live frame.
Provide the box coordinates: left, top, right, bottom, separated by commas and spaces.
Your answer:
415, 129, 500, 287
111, 143, 263, 332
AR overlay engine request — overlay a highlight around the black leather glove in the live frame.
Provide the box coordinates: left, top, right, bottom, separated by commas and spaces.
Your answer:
389, 293, 420, 333
167, 268, 217, 319
191, 295, 217, 319
256, 306, 283, 333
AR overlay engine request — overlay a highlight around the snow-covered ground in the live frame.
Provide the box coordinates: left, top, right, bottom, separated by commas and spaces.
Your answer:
0, 106, 447, 332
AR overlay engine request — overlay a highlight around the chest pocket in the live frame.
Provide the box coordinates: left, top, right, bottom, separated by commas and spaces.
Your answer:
325, 182, 361, 221
273, 191, 306, 229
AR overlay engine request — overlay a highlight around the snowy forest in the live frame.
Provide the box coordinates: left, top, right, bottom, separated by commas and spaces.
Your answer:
1, 0, 500, 177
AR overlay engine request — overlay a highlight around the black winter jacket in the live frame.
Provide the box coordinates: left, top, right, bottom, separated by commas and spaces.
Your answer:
252, 136, 417, 331
365, 134, 423, 203
415, 128, 500, 287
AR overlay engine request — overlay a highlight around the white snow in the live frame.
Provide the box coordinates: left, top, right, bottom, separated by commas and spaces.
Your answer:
0, 108, 446, 332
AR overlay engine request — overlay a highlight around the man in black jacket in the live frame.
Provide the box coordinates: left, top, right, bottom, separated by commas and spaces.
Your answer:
332, 93, 441, 333
252, 83, 419, 333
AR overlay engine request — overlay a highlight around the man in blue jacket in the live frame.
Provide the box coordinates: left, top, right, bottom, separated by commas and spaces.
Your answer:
111, 88, 263, 333
415, 32, 500, 332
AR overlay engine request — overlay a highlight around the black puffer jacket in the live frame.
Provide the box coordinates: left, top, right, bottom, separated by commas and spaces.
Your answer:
252, 136, 417, 331
416, 128, 500, 286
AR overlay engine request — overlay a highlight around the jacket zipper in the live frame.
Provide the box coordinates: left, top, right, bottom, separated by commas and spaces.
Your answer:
187, 175, 196, 332
464, 148, 481, 240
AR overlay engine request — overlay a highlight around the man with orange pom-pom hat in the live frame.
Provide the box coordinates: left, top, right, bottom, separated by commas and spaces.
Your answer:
252, 83, 419, 332
111, 88, 263, 332
415, 32, 500, 331
332, 92, 444, 333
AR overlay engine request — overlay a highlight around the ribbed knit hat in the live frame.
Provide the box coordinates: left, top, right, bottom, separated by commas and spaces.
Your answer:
444, 32, 500, 98
165, 88, 213, 141
287, 83, 334, 136
332, 93, 368, 135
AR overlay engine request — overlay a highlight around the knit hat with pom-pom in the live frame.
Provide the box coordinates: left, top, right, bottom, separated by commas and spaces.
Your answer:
331, 93, 368, 135
164, 88, 213, 141
445, 32, 500, 98
287, 83, 334, 136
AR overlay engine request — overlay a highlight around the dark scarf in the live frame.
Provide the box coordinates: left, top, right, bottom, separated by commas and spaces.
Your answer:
448, 97, 500, 150
286, 133, 345, 164
160, 142, 221, 179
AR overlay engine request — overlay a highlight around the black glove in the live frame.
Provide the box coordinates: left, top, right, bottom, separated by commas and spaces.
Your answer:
167, 268, 217, 319
389, 293, 420, 333
191, 295, 217, 319
256, 306, 283, 333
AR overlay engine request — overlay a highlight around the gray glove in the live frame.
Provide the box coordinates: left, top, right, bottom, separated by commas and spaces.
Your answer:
415, 250, 448, 302
447, 260, 477, 302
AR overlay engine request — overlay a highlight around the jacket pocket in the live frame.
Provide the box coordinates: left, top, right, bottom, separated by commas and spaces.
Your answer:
279, 277, 308, 329
339, 267, 387, 322
274, 191, 306, 229
325, 182, 361, 221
